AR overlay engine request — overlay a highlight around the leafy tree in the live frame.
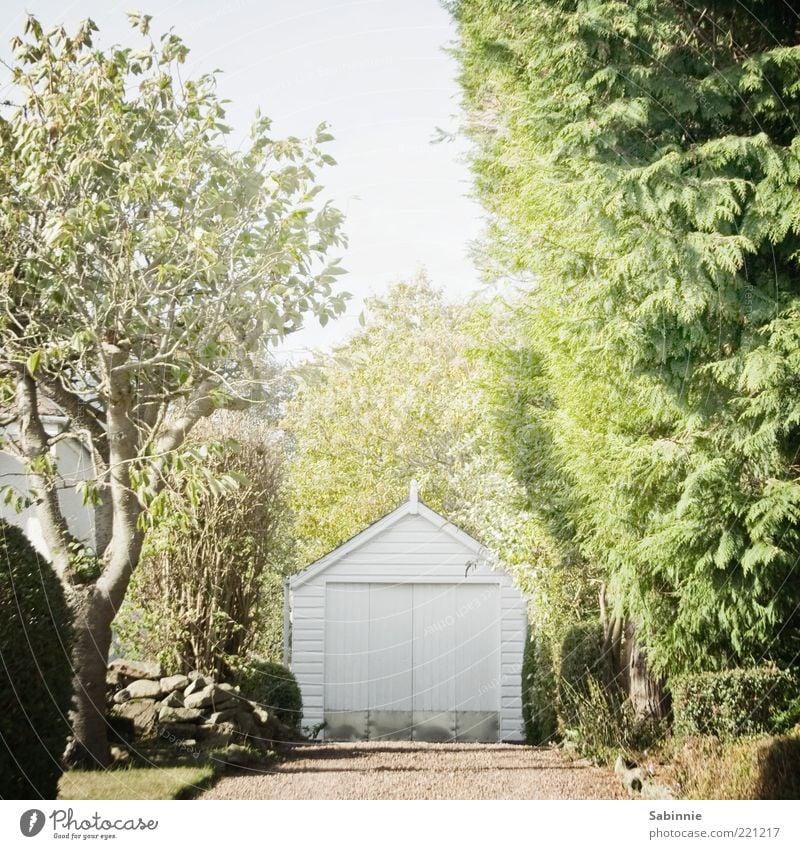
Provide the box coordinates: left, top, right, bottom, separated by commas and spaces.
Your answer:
0, 14, 345, 765
115, 409, 292, 678
283, 275, 535, 569
450, 0, 800, 678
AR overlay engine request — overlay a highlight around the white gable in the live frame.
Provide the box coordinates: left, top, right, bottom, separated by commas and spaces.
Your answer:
289, 497, 487, 590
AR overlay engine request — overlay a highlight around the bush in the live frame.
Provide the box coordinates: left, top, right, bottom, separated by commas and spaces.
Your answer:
521, 631, 557, 744
673, 667, 798, 739
236, 660, 302, 728
558, 622, 608, 727
116, 411, 292, 679
0, 521, 74, 798
560, 675, 636, 763
673, 732, 800, 799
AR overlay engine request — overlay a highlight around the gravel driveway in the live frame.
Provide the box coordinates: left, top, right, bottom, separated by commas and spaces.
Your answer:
201, 742, 626, 800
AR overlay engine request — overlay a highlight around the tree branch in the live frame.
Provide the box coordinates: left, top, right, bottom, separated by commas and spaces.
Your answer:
14, 368, 77, 581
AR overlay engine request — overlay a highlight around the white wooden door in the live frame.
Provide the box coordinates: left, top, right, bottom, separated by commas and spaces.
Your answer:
323, 582, 500, 741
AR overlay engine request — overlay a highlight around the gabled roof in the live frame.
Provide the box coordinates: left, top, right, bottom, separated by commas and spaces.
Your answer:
289, 480, 485, 590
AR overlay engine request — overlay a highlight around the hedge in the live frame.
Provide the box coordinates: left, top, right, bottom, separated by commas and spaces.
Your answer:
672, 666, 798, 739
0, 521, 74, 798
237, 659, 302, 728
674, 732, 800, 799
521, 631, 557, 744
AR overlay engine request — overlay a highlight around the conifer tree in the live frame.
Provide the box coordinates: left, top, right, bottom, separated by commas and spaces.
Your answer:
450, 0, 800, 676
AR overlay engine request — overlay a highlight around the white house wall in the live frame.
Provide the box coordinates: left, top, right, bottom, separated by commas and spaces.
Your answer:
0, 423, 96, 557
290, 510, 527, 741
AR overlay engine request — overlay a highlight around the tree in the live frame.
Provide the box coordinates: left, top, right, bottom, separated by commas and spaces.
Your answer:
450, 0, 800, 679
0, 14, 346, 765
284, 274, 554, 587
115, 409, 292, 677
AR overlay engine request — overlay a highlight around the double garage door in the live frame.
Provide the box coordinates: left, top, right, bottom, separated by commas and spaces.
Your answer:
324, 582, 500, 741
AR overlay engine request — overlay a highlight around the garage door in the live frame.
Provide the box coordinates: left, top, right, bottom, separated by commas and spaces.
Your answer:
324, 582, 499, 741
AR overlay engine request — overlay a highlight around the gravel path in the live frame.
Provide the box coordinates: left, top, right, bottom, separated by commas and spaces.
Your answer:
201, 742, 626, 800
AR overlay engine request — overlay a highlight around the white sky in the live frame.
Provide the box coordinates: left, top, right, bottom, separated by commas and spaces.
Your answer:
1, 0, 484, 358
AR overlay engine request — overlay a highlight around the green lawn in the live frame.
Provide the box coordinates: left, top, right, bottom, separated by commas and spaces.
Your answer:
58, 764, 216, 800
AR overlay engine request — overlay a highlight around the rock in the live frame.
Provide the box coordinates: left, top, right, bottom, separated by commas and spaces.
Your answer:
641, 781, 675, 800
158, 706, 203, 724
252, 706, 270, 726
126, 678, 163, 699
184, 687, 214, 709
110, 699, 157, 735
184, 677, 208, 697
235, 710, 258, 737
106, 668, 126, 688
207, 708, 239, 725
187, 670, 203, 681
196, 721, 236, 748
161, 690, 185, 708
185, 683, 235, 710
112, 689, 131, 705
109, 659, 162, 681
210, 683, 238, 705
160, 674, 189, 694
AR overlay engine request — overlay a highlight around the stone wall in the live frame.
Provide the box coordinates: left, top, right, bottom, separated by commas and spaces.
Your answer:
106, 659, 288, 754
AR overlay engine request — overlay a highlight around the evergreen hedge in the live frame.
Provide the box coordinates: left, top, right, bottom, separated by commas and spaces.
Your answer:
521, 631, 557, 744
673, 667, 798, 739
237, 659, 302, 729
0, 521, 74, 798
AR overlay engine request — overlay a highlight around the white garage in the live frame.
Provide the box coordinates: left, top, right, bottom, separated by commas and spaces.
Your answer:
285, 483, 527, 742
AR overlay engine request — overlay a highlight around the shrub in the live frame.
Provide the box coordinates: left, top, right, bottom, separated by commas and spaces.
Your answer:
558, 622, 608, 727
0, 521, 74, 798
521, 631, 557, 744
116, 411, 292, 679
674, 732, 800, 799
236, 660, 302, 728
559, 675, 636, 763
672, 667, 798, 739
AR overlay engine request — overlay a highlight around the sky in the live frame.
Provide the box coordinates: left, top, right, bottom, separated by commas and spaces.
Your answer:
1, 0, 485, 358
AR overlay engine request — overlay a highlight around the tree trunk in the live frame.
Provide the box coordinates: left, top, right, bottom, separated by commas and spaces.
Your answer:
63, 585, 116, 768
599, 583, 625, 688
623, 621, 668, 721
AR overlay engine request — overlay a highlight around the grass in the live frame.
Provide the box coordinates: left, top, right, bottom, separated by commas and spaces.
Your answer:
58, 764, 216, 800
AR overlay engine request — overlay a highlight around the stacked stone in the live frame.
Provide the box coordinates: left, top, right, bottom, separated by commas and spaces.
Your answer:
107, 659, 278, 751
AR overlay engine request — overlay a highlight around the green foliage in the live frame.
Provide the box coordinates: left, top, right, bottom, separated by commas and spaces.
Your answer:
559, 677, 639, 765
554, 622, 667, 760
557, 623, 608, 725
521, 631, 557, 744
0, 11, 346, 568
672, 667, 799, 739
0, 521, 73, 798
450, 0, 800, 675
283, 274, 539, 576
115, 411, 292, 677
237, 660, 302, 729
